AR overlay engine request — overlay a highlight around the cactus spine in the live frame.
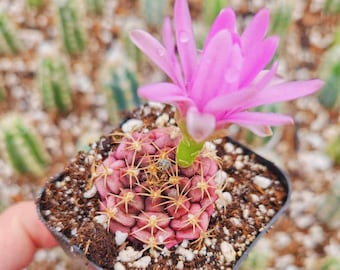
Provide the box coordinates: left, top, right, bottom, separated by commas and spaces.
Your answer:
38, 57, 73, 113
85, 0, 104, 15
0, 13, 22, 55
139, 0, 169, 28
0, 114, 50, 177
55, 0, 86, 55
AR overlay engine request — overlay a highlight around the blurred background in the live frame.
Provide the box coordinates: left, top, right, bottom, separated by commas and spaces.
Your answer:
0, 0, 339, 269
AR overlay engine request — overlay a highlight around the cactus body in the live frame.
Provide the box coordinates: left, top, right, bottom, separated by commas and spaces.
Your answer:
325, 0, 340, 13
94, 127, 218, 251
55, 0, 86, 55
0, 115, 50, 177
320, 257, 340, 270
317, 181, 340, 228
240, 250, 269, 270
202, 0, 228, 25
0, 87, 5, 103
139, 0, 169, 28
38, 57, 73, 113
318, 61, 340, 109
327, 136, 340, 165
101, 47, 141, 124
27, 0, 44, 8
0, 13, 22, 55
85, 0, 104, 15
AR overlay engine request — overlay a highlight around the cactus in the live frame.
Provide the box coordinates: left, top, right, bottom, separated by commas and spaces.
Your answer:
240, 250, 269, 270
54, 0, 86, 55
93, 127, 218, 253
320, 257, 340, 270
317, 181, 340, 229
269, 4, 292, 37
26, 0, 44, 8
139, 0, 169, 28
325, 0, 340, 13
202, 0, 228, 25
326, 136, 340, 165
318, 61, 340, 109
0, 13, 22, 55
85, 0, 104, 15
38, 57, 73, 113
0, 114, 50, 177
100, 46, 141, 124
0, 87, 5, 103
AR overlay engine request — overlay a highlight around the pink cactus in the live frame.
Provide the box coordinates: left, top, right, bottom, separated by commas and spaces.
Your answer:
94, 127, 218, 250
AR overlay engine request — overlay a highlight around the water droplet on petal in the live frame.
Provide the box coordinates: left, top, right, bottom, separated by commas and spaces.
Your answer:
179, 31, 189, 43
157, 47, 165, 56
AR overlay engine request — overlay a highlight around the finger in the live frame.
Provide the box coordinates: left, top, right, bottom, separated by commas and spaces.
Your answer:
0, 201, 57, 270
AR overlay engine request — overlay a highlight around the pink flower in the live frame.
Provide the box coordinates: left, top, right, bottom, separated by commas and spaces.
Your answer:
130, 0, 323, 142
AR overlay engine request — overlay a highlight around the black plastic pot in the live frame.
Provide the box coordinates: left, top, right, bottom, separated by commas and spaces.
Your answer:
37, 137, 291, 270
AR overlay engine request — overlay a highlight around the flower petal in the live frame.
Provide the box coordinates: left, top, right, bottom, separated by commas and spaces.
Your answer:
238, 124, 273, 137
162, 17, 185, 87
190, 30, 232, 108
187, 107, 216, 142
138, 83, 193, 113
240, 36, 279, 87
220, 111, 294, 126
242, 79, 324, 109
204, 86, 257, 115
204, 8, 236, 49
130, 30, 180, 85
241, 8, 270, 50
174, 0, 197, 83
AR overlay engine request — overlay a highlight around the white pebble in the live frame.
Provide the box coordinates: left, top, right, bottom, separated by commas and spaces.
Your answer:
121, 119, 143, 133
118, 246, 142, 262
215, 170, 227, 187
155, 113, 169, 127
224, 142, 234, 153
131, 256, 151, 268
220, 241, 236, 263
253, 175, 272, 189
93, 214, 108, 229
114, 262, 126, 270
176, 261, 184, 270
83, 185, 97, 198
175, 246, 195, 261
115, 231, 128, 246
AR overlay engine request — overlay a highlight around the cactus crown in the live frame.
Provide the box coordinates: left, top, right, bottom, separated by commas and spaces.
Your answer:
93, 126, 219, 253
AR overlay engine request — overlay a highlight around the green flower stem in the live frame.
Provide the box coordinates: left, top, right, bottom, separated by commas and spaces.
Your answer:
176, 118, 204, 168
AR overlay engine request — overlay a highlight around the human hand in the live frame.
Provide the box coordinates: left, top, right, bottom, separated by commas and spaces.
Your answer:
0, 201, 58, 270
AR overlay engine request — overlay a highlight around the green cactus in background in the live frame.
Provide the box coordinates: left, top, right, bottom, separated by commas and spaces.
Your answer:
139, 0, 169, 28
317, 181, 340, 229
326, 136, 340, 164
269, 4, 292, 37
38, 57, 73, 113
0, 13, 22, 55
320, 257, 340, 270
240, 250, 269, 270
85, 0, 104, 15
0, 114, 50, 177
202, 0, 228, 25
0, 87, 5, 103
26, 0, 44, 8
55, 0, 86, 55
318, 59, 340, 109
101, 47, 141, 124
318, 23, 340, 109
325, 0, 340, 13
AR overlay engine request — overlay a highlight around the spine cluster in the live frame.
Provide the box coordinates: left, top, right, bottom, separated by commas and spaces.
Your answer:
94, 127, 218, 252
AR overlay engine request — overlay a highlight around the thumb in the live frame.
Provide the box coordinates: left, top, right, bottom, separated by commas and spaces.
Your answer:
0, 201, 57, 270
